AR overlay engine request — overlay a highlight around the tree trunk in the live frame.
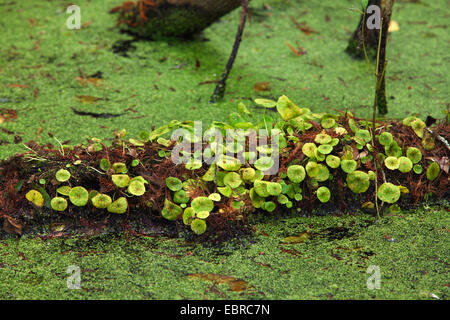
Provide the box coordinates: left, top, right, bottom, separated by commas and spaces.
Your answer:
375, 0, 395, 115
112, 0, 242, 39
346, 0, 380, 59
346, 0, 395, 115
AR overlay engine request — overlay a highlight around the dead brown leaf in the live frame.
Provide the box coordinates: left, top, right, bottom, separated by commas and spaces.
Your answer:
187, 273, 248, 292
253, 82, 271, 92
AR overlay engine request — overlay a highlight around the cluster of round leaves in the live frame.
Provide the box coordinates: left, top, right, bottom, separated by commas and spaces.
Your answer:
161, 118, 442, 236
25, 160, 153, 215
23, 96, 444, 237
378, 132, 439, 180
163, 176, 218, 235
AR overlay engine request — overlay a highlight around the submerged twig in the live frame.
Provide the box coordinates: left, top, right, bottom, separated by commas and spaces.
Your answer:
210, 0, 249, 103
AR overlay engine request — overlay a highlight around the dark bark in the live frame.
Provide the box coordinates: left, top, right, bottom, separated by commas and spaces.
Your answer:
346, 0, 381, 59
375, 0, 394, 115
347, 0, 395, 115
111, 0, 242, 39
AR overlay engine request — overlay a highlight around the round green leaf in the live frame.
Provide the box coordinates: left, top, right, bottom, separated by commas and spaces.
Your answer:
55, 169, 70, 182
69, 186, 89, 207
51, 197, 68, 212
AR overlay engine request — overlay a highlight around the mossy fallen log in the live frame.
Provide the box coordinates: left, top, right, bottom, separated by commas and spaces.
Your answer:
110, 0, 242, 39
0, 96, 448, 239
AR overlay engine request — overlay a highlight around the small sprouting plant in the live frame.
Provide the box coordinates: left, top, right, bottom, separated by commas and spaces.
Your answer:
316, 186, 331, 203
384, 156, 400, 170
287, 165, 306, 183
112, 174, 130, 188
112, 162, 128, 174
26, 190, 44, 207
107, 197, 128, 214
346, 171, 370, 194
55, 169, 71, 182
51, 197, 68, 212
341, 159, 357, 174
162, 199, 182, 221
166, 177, 182, 191
377, 183, 401, 204
57, 186, 71, 196
100, 158, 110, 171
426, 161, 440, 181
190, 218, 207, 235
127, 180, 146, 196
69, 186, 89, 207
91, 194, 112, 209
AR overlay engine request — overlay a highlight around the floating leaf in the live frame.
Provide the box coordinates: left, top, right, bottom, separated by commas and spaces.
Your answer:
112, 162, 127, 174
406, 147, 422, 164
262, 201, 276, 212
183, 207, 195, 225
266, 182, 282, 196
254, 98, 276, 108
217, 156, 241, 171
398, 157, 413, 173
75, 95, 102, 104
314, 133, 331, 145
306, 161, 319, 177
254, 81, 271, 92
378, 132, 393, 146
149, 125, 170, 141
341, 159, 357, 174
237, 102, 252, 115
218, 185, 232, 198
326, 155, 340, 169
196, 211, 210, 219
173, 190, 190, 204
208, 193, 221, 202
384, 156, 400, 170
413, 164, 423, 174
241, 167, 256, 182
282, 232, 310, 244
187, 273, 247, 292
254, 156, 274, 172
302, 143, 317, 158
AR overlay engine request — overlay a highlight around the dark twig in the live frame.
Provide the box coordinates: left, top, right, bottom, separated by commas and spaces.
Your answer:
210, 0, 249, 103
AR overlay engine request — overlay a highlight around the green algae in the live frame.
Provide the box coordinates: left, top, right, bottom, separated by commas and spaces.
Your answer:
0, 205, 448, 299
0, 0, 448, 300
0, 0, 448, 159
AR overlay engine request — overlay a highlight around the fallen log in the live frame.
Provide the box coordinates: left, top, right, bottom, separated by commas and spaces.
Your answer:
0, 96, 447, 240
110, 0, 242, 39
